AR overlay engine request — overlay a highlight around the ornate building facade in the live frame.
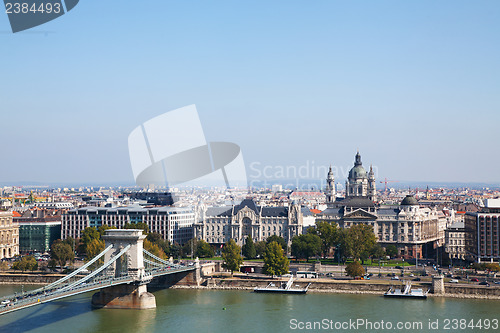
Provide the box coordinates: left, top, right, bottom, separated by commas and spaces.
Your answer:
0, 211, 19, 259
319, 152, 445, 258
194, 199, 304, 246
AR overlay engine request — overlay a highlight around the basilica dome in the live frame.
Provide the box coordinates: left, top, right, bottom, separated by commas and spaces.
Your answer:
348, 152, 367, 180
349, 165, 367, 179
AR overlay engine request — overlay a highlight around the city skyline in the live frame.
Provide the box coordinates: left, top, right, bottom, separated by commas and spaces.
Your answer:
1, 1, 499, 185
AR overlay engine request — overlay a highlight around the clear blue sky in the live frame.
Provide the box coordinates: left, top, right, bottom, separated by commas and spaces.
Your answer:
1, 1, 499, 185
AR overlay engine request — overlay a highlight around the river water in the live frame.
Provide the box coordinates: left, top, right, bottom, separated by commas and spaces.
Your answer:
1, 285, 499, 333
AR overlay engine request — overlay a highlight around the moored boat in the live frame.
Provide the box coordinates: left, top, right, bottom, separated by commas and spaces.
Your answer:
384, 281, 429, 299
254, 276, 310, 294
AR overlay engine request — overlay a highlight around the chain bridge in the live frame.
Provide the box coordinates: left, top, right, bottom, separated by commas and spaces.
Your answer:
0, 229, 198, 315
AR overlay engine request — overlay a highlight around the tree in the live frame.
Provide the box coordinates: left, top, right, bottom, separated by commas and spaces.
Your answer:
255, 241, 267, 258
147, 232, 170, 255
196, 240, 215, 258
63, 236, 77, 253
85, 238, 105, 267
291, 234, 322, 261
124, 222, 149, 234
345, 261, 365, 278
266, 235, 287, 253
144, 239, 167, 259
385, 244, 397, 258
0, 261, 9, 271
242, 236, 256, 259
12, 256, 38, 272
81, 227, 100, 247
27, 256, 38, 271
341, 224, 377, 262
263, 241, 290, 277
98, 225, 116, 237
371, 243, 386, 260
485, 263, 500, 272
309, 221, 339, 257
51, 242, 75, 267
221, 239, 243, 276
170, 242, 182, 259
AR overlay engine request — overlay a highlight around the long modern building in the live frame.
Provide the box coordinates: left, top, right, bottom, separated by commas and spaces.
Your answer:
62, 206, 194, 245
194, 198, 305, 246
465, 199, 500, 263
318, 152, 446, 258
0, 211, 19, 259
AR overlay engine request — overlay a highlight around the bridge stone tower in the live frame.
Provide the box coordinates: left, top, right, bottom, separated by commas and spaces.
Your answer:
91, 229, 156, 309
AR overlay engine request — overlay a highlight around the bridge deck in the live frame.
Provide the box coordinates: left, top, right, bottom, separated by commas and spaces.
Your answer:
0, 265, 195, 316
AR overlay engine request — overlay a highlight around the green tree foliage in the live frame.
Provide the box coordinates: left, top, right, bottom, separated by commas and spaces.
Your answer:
170, 242, 182, 259
196, 239, 215, 258
98, 225, 116, 237
182, 239, 215, 258
266, 235, 287, 253
144, 239, 167, 259
12, 256, 38, 272
345, 261, 365, 278
124, 222, 149, 234
263, 241, 290, 277
291, 234, 322, 261
242, 236, 256, 259
385, 244, 397, 258
341, 224, 377, 262
222, 239, 243, 275
85, 238, 105, 267
0, 261, 9, 271
255, 241, 267, 258
484, 263, 500, 272
51, 242, 75, 267
146, 232, 171, 255
371, 243, 386, 259
81, 227, 100, 247
309, 221, 339, 257
62, 236, 77, 253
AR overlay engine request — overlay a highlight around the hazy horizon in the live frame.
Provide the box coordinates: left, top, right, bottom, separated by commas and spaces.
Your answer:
1, 1, 499, 185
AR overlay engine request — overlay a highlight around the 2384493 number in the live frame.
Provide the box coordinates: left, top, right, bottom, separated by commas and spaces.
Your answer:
443, 319, 499, 330
5, 2, 61, 14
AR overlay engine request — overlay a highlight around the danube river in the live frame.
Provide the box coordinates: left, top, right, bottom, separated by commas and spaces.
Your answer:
1, 285, 499, 332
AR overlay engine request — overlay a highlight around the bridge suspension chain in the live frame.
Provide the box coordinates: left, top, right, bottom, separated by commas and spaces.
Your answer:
59, 244, 131, 293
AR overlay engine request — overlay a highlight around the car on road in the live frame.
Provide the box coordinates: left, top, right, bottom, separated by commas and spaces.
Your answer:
412, 277, 421, 281
1, 300, 11, 306
471, 278, 479, 282
449, 279, 459, 283
395, 266, 403, 269
494, 281, 500, 285
391, 276, 400, 280
479, 281, 490, 286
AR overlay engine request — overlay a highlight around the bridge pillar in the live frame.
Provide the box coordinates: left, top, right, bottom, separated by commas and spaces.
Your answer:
432, 275, 445, 295
91, 284, 156, 309
92, 229, 156, 309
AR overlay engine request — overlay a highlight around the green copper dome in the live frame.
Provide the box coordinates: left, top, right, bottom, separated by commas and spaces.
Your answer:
348, 152, 367, 179
401, 195, 418, 206
349, 165, 367, 179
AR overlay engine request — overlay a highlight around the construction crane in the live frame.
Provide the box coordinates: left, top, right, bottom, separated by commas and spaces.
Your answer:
380, 178, 399, 194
